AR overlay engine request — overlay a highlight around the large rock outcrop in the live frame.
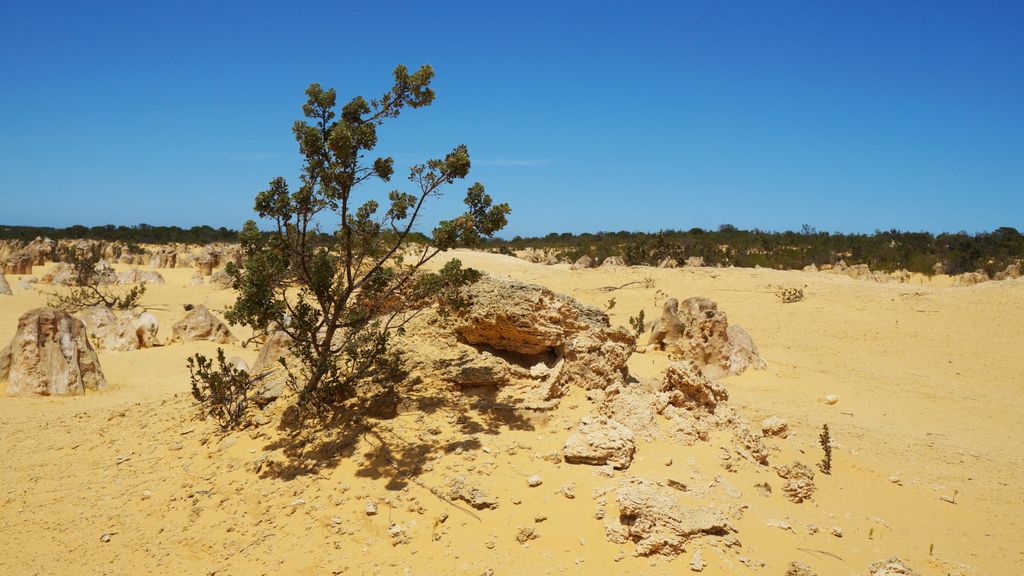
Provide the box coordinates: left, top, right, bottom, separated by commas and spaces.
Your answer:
646, 297, 765, 377
605, 478, 732, 556
562, 416, 636, 469
1, 308, 107, 395
397, 275, 634, 408
75, 307, 160, 351
170, 305, 236, 344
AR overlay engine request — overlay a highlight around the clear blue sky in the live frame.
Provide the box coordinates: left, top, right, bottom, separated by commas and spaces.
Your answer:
1, 0, 1021, 237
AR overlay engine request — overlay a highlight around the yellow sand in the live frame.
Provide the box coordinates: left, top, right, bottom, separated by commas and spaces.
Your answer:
0, 252, 1021, 575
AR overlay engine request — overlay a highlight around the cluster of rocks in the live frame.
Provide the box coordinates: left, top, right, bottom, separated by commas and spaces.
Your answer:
567, 254, 704, 270
807, 259, 1023, 287
953, 263, 1020, 287
514, 248, 563, 265
76, 307, 161, 351
807, 260, 914, 284
644, 297, 766, 377
0, 236, 245, 279
1, 301, 241, 396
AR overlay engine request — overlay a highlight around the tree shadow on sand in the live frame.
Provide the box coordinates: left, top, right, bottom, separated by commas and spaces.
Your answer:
257, 380, 540, 490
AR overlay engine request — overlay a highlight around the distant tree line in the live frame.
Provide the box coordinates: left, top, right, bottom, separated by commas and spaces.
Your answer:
0, 224, 240, 245
0, 223, 434, 251
3, 223, 1020, 276
482, 225, 1024, 275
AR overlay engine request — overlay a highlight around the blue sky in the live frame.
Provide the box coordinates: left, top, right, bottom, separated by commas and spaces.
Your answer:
0, 0, 1021, 237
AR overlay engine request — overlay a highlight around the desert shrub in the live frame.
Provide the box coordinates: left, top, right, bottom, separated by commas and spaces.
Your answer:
223, 65, 509, 415
819, 424, 832, 474
777, 287, 805, 303
46, 248, 145, 313
188, 349, 256, 430
628, 309, 646, 339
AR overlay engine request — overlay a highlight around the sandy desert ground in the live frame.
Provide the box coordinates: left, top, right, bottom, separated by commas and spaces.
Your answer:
1, 250, 1022, 575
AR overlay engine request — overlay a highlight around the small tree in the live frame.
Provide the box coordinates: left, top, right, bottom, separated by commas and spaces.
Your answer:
222, 65, 509, 413
46, 248, 145, 313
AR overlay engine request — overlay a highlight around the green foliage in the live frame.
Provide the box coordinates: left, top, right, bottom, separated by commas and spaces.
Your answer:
188, 348, 256, 430
819, 424, 832, 474
0, 223, 240, 244
45, 248, 146, 313
484, 227, 1024, 275
628, 309, 646, 339
227, 65, 509, 415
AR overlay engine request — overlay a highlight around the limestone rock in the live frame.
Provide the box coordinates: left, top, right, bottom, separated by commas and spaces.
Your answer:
570, 255, 594, 270
5, 252, 34, 275
869, 557, 920, 576
196, 256, 215, 276
170, 305, 236, 344
660, 360, 727, 411
684, 256, 705, 267
447, 476, 498, 510
149, 248, 177, 268
24, 237, 56, 265
1, 307, 107, 395
250, 330, 291, 406
993, 262, 1020, 281
658, 257, 679, 268
562, 416, 636, 469
776, 461, 816, 503
0, 273, 11, 295
732, 427, 770, 465
601, 256, 626, 267
599, 381, 662, 441
605, 478, 731, 556
647, 297, 765, 376
450, 275, 633, 398
209, 269, 234, 289
453, 276, 610, 355
786, 561, 817, 576
115, 269, 166, 285
39, 262, 76, 285
75, 307, 161, 351
955, 271, 989, 287
761, 415, 789, 438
